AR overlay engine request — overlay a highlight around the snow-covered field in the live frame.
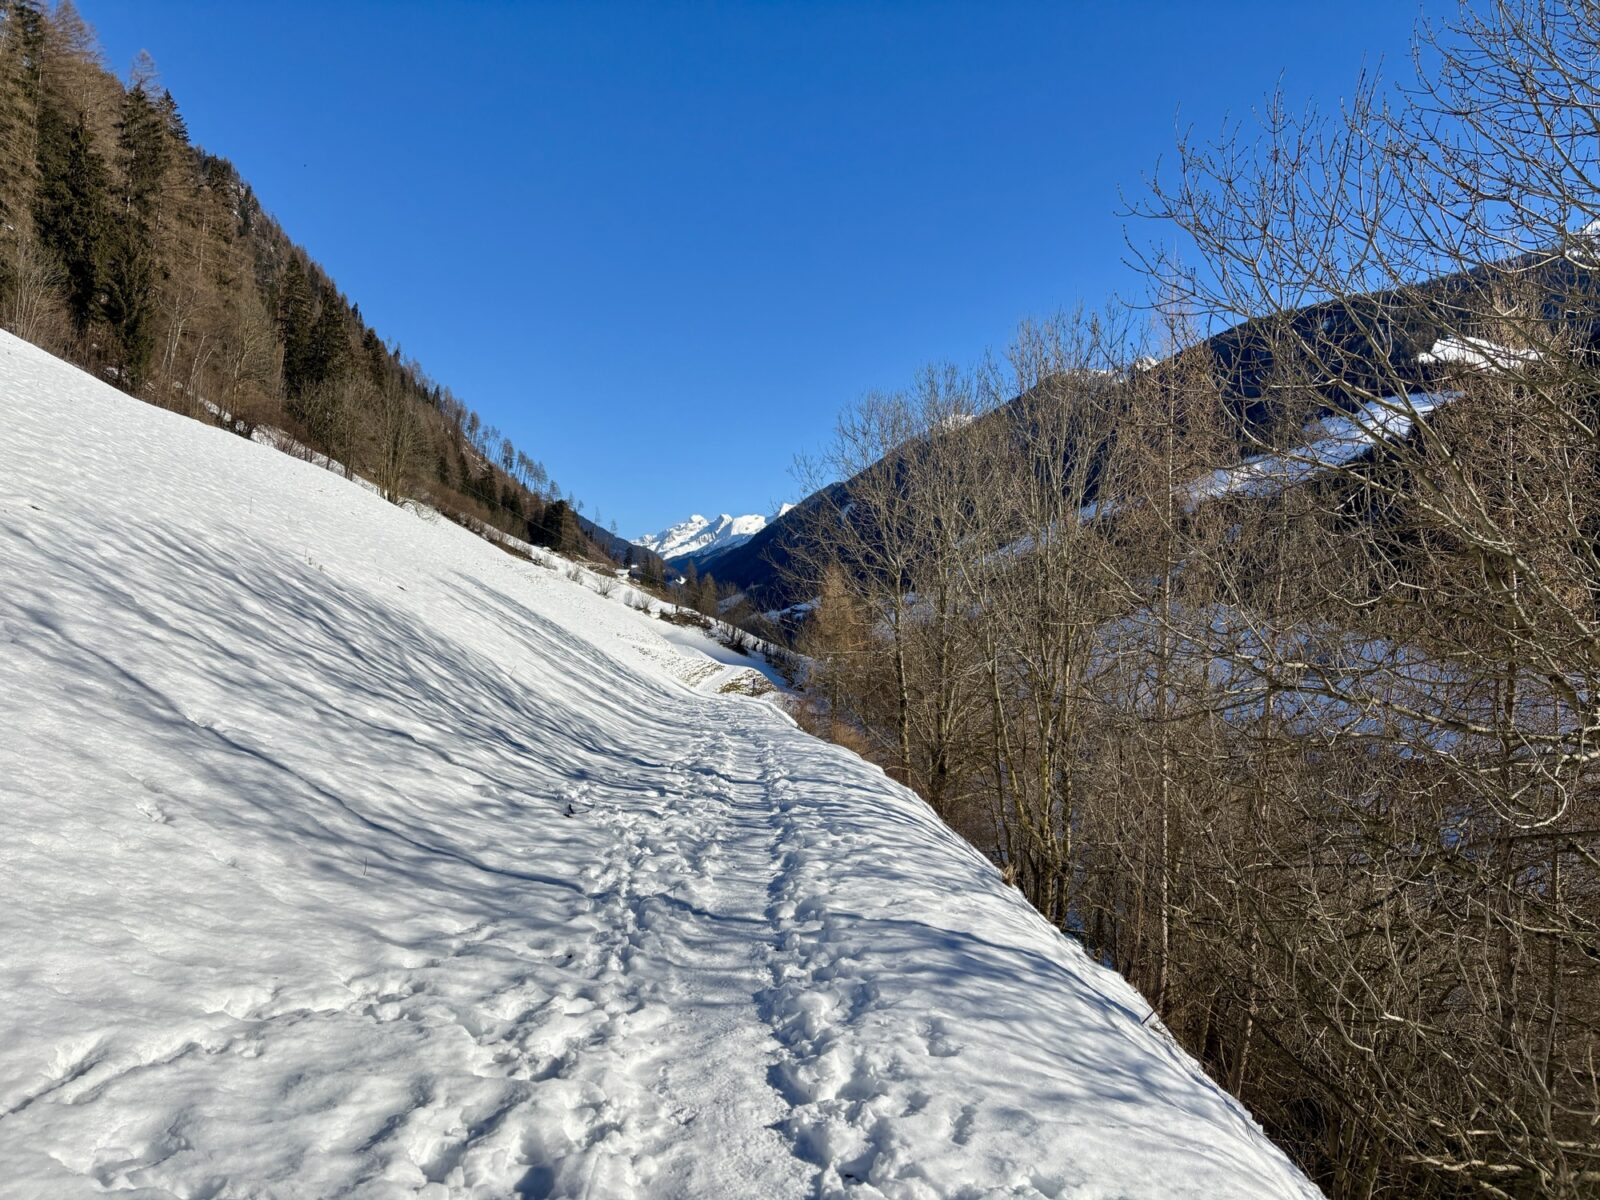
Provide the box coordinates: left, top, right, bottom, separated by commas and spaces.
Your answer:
0, 330, 1318, 1199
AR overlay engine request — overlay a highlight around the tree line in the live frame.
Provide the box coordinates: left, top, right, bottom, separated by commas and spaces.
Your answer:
790, 3, 1600, 1195
0, 0, 617, 558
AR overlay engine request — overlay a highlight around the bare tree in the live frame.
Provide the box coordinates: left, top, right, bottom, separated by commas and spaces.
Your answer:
789, 7, 1600, 1192
372, 376, 419, 504
1130, 2, 1600, 1191
2, 231, 66, 349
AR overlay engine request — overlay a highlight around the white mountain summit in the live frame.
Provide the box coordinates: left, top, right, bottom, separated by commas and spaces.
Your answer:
635, 505, 793, 561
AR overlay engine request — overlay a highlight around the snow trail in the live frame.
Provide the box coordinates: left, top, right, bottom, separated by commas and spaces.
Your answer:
0, 330, 1318, 1197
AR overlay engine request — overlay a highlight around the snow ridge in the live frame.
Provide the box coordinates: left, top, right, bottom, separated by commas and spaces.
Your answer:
0, 330, 1319, 1198
633, 511, 771, 561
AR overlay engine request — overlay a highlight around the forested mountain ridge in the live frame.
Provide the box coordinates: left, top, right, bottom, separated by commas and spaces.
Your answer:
0, 0, 654, 573
707, 249, 1600, 614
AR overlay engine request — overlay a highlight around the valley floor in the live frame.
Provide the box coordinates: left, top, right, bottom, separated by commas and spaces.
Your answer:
0, 330, 1317, 1198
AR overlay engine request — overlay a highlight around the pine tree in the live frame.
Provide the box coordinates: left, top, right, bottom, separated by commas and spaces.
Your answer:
695, 572, 719, 617
0, 0, 563, 589
535, 499, 580, 555
0, 2, 46, 257
100, 235, 152, 388
33, 105, 107, 337
308, 291, 347, 387
361, 326, 387, 387
156, 88, 185, 148
115, 82, 166, 223
276, 256, 314, 397
102, 81, 165, 389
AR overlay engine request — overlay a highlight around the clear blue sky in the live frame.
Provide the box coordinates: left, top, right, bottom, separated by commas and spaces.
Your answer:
86, 0, 1444, 536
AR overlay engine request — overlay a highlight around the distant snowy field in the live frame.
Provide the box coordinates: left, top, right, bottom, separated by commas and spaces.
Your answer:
0, 330, 1318, 1199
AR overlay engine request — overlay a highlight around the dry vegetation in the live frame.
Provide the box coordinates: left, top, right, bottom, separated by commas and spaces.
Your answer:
790, 3, 1600, 1195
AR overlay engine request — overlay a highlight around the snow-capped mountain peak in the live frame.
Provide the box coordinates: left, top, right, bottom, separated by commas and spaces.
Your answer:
634, 509, 772, 561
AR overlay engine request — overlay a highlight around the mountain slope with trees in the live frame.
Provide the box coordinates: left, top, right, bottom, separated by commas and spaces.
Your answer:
0, 0, 662, 576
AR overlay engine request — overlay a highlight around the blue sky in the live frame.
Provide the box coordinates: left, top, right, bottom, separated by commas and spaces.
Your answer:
87, 0, 1443, 536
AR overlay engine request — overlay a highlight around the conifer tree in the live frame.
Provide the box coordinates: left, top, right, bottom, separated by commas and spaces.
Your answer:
102, 81, 164, 388
156, 88, 185, 147
0, 2, 46, 280
308, 292, 347, 388
115, 82, 166, 222
695, 572, 719, 617
32, 106, 106, 337
536, 499, 580, 555
276, 256, 314, 397
100, 233, 152, 388
0, 0, 565, 576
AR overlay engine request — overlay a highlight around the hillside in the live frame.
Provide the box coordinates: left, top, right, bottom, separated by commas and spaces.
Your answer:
0, 3, 604, 571
0, 332, 1319, 1196
684, 282, 1508, 610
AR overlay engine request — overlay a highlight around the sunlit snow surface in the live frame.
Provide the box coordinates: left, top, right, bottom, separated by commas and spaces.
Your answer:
0, 330, 1319, 1199
1183, 391, 1449, 510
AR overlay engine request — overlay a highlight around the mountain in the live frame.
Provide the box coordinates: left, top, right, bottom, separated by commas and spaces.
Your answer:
0, 7, 596, 571
695, 267, 1584, 612
689, 493, 830, 608
634, 506, 794, 564
0, 331, 1318, 1198
576, 508, 670, 573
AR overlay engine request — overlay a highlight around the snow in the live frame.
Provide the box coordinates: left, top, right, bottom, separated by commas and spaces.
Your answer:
0, 329, 1319, 1199
1417, 335, 1539, 372
633, 511, 770, 562
1007, 390, 1451, 566
1184, 390, 1450, 508
765, 598, 819, 624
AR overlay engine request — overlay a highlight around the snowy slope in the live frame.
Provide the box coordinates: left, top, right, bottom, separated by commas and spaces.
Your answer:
633, 511, 771, 562
1183, 391, 1449, 509
0, 330, 1319, 1200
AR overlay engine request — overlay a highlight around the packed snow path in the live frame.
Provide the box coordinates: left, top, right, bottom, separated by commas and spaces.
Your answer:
0, 330, 1319, 1199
